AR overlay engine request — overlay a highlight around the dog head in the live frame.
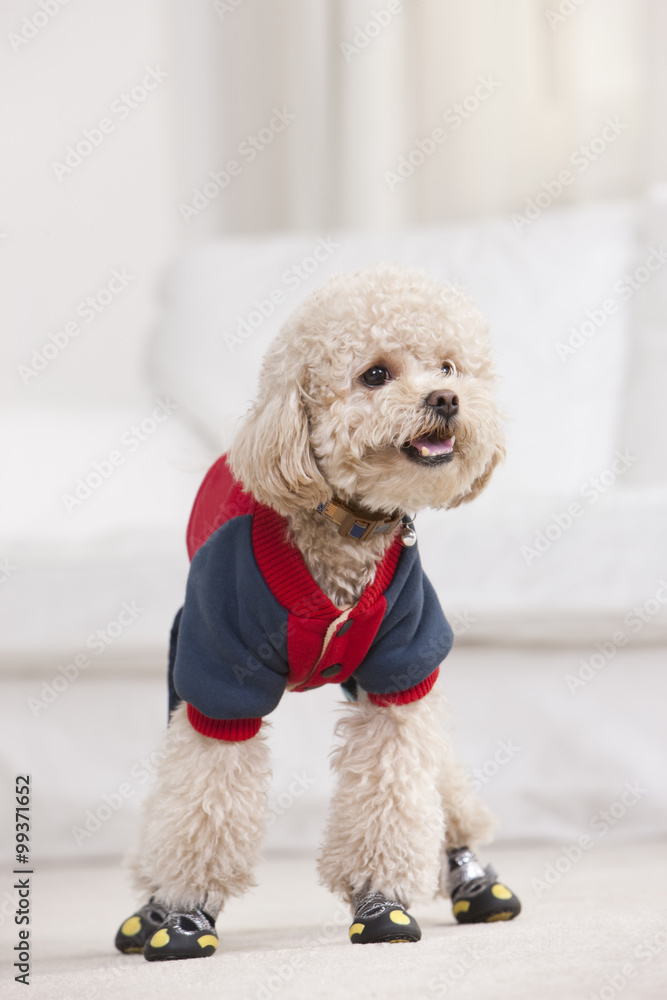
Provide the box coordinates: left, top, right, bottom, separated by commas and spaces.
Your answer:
229, 263, 504, 518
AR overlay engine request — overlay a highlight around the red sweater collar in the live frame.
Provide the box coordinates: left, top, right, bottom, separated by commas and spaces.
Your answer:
251, 502, 403, 621
186, 455, 403, 621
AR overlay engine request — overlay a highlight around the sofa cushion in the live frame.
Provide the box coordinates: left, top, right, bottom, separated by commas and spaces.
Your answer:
149, 201, 637, 498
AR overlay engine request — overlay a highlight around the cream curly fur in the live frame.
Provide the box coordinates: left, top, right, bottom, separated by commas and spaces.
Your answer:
436, 702, 498, 856
318, 693, 446, 906
432, 694, 499, 898
317, 688, 498, 907
131, 263, 505, 918
130, 703, 271, 916
229, 263, 504, 524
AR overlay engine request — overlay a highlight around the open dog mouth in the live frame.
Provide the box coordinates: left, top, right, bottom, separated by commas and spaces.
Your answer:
401, 429, 456, 465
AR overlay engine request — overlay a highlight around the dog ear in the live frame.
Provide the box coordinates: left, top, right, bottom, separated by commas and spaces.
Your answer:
447, 443, 505, 510
228, 382, 331, 515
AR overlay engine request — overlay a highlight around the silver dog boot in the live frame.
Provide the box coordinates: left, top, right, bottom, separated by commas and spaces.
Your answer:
446, 846, 521, 924
349, 883, 421, 943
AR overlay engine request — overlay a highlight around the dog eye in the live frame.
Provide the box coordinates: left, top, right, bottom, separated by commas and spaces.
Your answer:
441, 360, 457, 376
361, 365, 391, 387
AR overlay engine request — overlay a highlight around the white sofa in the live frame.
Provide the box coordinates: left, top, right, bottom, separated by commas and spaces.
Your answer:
3, 199, 666, 861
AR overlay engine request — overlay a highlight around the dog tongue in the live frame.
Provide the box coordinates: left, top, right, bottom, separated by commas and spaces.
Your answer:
411, 436, 454, 457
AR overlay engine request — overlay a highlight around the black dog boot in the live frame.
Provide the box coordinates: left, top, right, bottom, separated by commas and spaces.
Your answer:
446, 846, 521, 924
349, 884, 421, 944
143, 907, 218, 961
115, 897, 169, 954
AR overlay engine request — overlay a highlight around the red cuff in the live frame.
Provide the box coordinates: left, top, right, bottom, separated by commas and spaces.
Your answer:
186, 704, 262, 741
367, 668, 439, 707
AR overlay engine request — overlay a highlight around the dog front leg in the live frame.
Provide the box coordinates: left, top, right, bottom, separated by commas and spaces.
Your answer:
318, 692, 445, 943
121, 702, 271, 959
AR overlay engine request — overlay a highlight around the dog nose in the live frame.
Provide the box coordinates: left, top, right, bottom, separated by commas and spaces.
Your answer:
426, 390, 459, 418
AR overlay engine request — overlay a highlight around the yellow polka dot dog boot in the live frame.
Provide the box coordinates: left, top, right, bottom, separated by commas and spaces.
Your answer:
142, 907, 218, 961
446, 847, 521, 924
115, 897, 169, 954
349, 884, 422, 944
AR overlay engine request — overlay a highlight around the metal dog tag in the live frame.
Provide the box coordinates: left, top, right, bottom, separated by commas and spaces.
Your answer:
401, 515, 417, 546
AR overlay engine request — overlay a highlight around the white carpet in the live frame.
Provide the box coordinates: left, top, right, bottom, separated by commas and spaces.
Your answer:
1, 842, 666, 999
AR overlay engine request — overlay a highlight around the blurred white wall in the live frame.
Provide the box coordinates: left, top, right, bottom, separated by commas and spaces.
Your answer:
1, 0, 176, 409
1, 0, 658, 412
170, 0, 650, 232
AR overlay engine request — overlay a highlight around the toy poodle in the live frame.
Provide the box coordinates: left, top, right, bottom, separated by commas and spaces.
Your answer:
115, 262, 521, 961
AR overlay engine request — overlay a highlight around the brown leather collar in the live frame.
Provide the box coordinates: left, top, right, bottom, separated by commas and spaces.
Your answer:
316, 497, 403, 542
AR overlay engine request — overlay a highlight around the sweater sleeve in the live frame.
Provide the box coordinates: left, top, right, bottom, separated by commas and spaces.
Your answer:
173, 515, 289, 738
353, 545, 453, 700
366, 668, 440, 706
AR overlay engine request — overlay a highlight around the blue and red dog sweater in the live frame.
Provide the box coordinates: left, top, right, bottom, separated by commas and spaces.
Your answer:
171, 455, 454, 741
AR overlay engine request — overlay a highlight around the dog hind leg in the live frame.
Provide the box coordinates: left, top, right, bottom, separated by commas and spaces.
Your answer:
434, 702, 521, 923
435, 708, 498, 855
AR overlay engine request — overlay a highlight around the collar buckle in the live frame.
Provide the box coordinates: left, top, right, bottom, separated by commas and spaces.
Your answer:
317, 500, 401, 542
